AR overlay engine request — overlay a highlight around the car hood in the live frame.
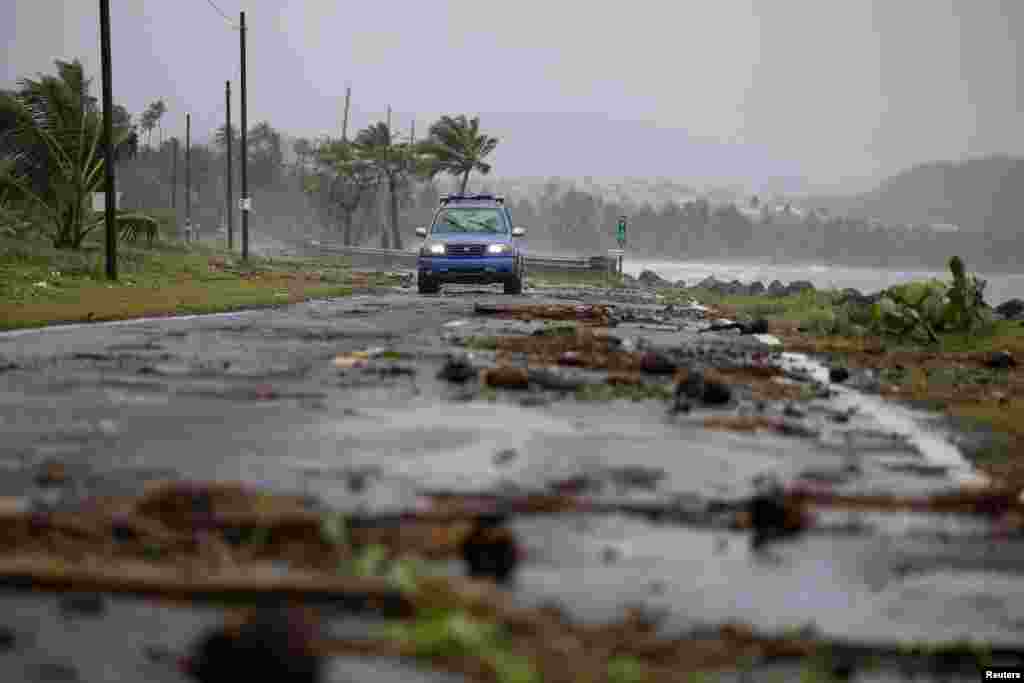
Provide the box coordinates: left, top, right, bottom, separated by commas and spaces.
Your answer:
429, 233, 512, 244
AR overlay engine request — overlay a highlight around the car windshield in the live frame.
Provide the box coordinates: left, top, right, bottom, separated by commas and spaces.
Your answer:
431, 208, 508, 235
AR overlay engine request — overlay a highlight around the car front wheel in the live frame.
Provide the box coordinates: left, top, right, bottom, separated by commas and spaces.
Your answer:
504, 275, 523, 295
418, 276, 440, 294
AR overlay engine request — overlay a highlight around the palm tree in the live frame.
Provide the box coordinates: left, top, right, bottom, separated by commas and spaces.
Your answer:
354, 122, 419, 249
150, 99, 167, 149
306, 137, 376, 246
418, 115, 498, 194
292, 137, 313, 185
138, 100, 167, 155
139, 109, 156, 154
0, 59, 129, 248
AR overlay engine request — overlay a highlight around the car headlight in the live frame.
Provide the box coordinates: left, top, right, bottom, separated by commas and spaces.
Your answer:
428, 243, 446, 255
487, 244, 510, 254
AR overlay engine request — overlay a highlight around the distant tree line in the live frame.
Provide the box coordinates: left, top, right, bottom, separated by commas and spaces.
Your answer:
474, 180, 1024, 273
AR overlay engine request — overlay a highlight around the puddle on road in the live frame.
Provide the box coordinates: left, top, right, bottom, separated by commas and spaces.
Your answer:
246, 398, 856, 505
509, 513, 1024, 648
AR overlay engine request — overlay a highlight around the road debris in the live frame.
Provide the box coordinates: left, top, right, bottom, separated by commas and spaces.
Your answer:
473, 303, 611, 326
829, 366, 851, 383
526, 367, 588, 391
460, 520, 521, 584
702, 415, 820, 438
675, 368, 732, 405
34, 460, 68, 487
185, 607, 324, 683
481, 366, 530, 389
699, 319, 770, 335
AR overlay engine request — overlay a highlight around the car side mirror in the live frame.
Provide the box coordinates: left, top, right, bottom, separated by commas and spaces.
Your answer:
511, 227, 526, 237
415, 227, 428, 237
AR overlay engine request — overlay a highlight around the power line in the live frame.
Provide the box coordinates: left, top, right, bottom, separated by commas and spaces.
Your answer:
203, 0, 240, 28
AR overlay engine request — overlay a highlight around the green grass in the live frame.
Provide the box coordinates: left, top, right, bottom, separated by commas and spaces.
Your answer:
0, 234, 360, 330
664, 286, 846, 321
462, 336, 500, 351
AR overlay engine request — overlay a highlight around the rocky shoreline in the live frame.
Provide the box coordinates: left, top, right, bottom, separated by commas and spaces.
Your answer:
629, 269, 1024, 319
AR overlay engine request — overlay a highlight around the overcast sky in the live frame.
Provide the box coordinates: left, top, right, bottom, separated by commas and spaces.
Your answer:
4, 1, 1021, 193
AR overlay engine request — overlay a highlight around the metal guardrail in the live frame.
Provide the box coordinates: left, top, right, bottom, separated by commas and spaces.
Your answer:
306, 241, 610, 271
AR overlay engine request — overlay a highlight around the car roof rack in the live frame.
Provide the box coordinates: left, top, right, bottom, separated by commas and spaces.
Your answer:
439, 193, 505, 205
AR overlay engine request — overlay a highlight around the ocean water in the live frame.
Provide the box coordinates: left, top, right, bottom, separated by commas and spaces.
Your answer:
625, 259, 1024, 306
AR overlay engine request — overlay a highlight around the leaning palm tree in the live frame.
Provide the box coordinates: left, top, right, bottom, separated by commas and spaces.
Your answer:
417, 115, 498, 194
0, 59, 129, 248
354, 122, 420, 249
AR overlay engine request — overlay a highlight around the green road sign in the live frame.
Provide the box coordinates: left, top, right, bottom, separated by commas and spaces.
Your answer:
616, 216, 627, 245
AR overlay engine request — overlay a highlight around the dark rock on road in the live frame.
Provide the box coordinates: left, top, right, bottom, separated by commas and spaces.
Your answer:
186, 608, 323, 683
461, 522, 520, 584
985, 351, 1017, 369
829, 366, 851, 383
437, 354, 476, 382
676, 369, 732, 405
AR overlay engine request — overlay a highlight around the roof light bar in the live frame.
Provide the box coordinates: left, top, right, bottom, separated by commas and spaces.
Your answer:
439, 193, 505, 205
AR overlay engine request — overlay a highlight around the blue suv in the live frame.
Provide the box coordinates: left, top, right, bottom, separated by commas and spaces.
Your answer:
415, 194, 527, 294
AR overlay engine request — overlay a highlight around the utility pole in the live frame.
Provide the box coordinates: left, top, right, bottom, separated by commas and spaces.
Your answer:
226, 80, 233, 250
341, 86, 351, 143
170, 137, 178, 210
185, 113, 191, 241
409, 120, 415, 146
386, 105, 391, 132
239, 10, 249, 261
99, 0, 117, 280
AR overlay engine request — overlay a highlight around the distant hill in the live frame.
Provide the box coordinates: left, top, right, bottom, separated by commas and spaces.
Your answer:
808, 155, 1024, 234
475, 176, 707, 210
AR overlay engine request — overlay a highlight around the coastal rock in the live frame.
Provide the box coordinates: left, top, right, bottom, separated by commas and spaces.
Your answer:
637, 270, 669, 287
697, 276, 726, 292
784, 280, 815, 295
726, 280, 748, 295
837, 288, 870, 305
996, 298, 1024, 320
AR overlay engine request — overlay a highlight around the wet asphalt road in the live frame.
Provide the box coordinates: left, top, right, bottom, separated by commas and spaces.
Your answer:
0, 279, 1022, 681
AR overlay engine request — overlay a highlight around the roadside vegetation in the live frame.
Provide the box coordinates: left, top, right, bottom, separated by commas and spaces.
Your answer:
0, 233, 379, 330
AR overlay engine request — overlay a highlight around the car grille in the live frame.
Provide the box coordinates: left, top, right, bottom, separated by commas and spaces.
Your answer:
445, 243, 486, 257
